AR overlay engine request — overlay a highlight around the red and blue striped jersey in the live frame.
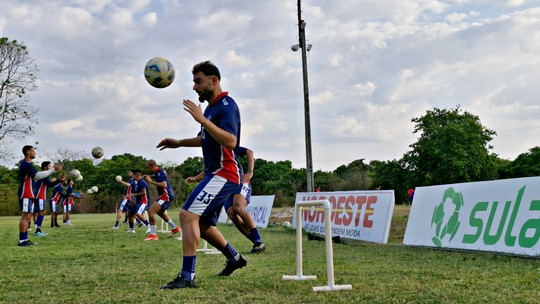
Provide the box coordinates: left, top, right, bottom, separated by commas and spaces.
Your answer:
49, 183, 64, 202
201, 92, 242, 184
154, 167, 174, 201
18, 160, 37, 199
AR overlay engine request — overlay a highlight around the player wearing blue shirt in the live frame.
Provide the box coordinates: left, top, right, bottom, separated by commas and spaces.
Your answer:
224, 146, 265, 253
33, 161, 64, 236
17, 145, 62, 246
113, 171, 135, 229
143, 159, 180, 240
158, 61, 246, 289
125, 170, 151, 235
49, 179, 66, 228
62, 179, 78, 227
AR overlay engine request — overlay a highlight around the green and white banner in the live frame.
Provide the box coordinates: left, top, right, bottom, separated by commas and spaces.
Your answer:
403, 177, 540, 257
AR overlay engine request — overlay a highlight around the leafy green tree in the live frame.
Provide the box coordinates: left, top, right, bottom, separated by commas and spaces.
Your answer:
333, 159, 371, 190
176, 156, 204, 178
498, 146, 540, 178
314, 170, 341, 191
369, 159, 411, 203
0, 37, 38, 159
403, 106, 498, 186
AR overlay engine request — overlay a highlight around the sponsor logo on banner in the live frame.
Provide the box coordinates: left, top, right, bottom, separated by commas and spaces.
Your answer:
404, 177, 540, 257
218, 195, 275, 228
293, 191, 395, 244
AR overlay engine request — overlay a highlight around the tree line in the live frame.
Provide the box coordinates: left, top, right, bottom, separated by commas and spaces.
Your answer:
2, 37, 540, 215
1, 108, 540, 216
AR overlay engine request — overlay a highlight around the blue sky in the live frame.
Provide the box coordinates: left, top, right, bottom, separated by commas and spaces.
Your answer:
1, 0, 540, 171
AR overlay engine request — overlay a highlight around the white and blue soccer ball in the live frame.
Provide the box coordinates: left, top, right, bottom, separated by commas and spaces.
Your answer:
144, 57, 175, 88
91, 186, 98, 193
283, 221, 292, 228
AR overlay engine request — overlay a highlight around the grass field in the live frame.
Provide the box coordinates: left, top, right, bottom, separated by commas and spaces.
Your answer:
0, 205, 538, 303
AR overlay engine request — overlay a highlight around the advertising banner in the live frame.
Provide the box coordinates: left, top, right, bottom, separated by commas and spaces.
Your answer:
403, 177, 540, 257
292, 191, 395, 244
218, 195, 275, 228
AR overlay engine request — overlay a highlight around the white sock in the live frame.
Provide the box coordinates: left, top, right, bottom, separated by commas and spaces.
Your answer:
167, 220, 177, 229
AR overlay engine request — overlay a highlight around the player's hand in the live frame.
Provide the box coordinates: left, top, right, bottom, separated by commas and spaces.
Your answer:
184, 176, 197, 184
156, 137, 177, 150
242, 172, 253, 184
144, 175, 152, 182
183, 99, 205, 124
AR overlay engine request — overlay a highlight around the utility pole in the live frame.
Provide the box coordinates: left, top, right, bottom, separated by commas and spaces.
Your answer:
293, 0, 314, 192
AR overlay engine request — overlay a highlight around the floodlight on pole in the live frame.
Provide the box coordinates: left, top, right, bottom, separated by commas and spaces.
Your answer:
293, 0, 314, 193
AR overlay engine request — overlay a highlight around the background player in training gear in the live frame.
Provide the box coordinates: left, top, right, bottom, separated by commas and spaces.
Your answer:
17, 145, 62, 246
158, 61, 246, 289
63, 179, 80, 227
224, 147, 265, 253
126, 170, 151, 234
33, 161, 65, 236
49, 178, 66, 228
113, 171, 135, 229
187, 146, 265, 253
143, 159, 180, 241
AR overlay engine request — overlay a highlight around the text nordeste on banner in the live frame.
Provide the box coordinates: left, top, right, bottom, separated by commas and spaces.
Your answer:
293, 190, 395, 244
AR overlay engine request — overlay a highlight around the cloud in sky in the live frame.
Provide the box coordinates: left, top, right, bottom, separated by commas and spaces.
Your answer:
1, 0, 540, 171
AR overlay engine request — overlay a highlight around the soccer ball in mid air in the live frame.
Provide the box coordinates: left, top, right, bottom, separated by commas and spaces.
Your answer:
70, 169, 81, 178
144, 57, 175, 88
91, 146, 104, 159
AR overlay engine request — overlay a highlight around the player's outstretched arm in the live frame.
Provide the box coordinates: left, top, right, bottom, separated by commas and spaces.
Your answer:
156, 136, 202, 150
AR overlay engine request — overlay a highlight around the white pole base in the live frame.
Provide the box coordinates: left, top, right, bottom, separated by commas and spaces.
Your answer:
312, 284, 353, 292
282, 275, 317, 281
197, 240, 220, 254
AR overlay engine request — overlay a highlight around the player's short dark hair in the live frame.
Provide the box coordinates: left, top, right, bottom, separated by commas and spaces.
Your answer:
132, 169, 141, 174
192, 61, 221, 81
22, 145, 33, 156
41, 161, 51, 170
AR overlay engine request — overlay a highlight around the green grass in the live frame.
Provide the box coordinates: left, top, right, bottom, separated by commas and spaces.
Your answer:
0, 206, 538, 303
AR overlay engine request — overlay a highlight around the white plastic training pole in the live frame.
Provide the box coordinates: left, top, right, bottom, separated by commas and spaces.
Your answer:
197, 240, 220, 254
157, 210, 169, 233
282, 202, 316, 281
282, 199, 352, 292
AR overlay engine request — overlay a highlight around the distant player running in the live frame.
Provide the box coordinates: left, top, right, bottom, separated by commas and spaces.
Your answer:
186, 146, 265, 253
125, 170, 151, 234
143, 159, 180, 241
224, 147, 265, 253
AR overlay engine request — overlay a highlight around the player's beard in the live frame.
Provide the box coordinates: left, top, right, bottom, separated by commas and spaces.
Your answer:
197, 87, 213, 103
